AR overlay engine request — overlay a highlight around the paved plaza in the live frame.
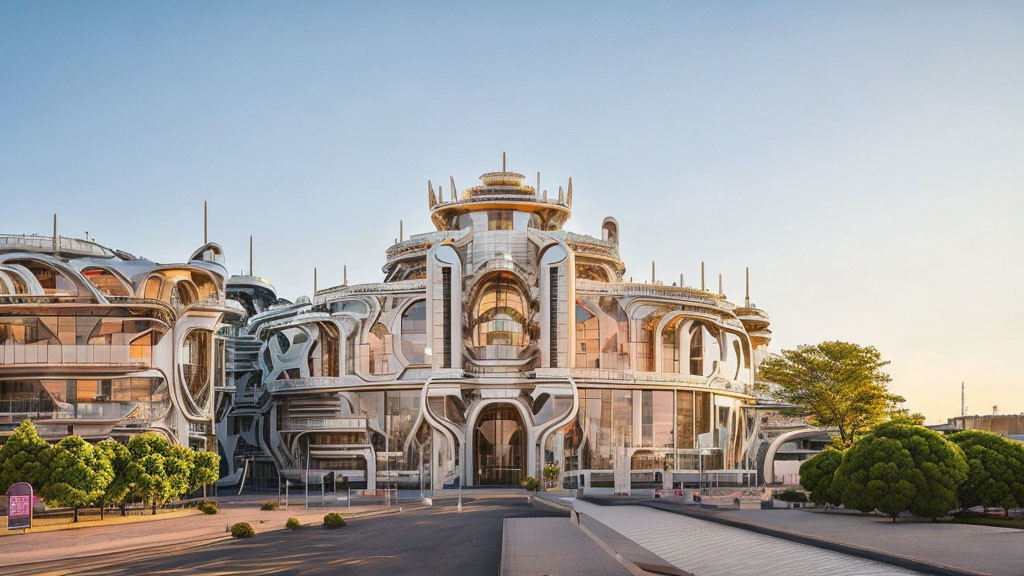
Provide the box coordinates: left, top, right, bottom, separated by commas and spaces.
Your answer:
573, 499, 925, 576
721, 508, 1024, 576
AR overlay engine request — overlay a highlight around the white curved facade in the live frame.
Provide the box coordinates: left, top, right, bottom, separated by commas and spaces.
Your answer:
218, 162, 793, 492
0, 233, 238, 450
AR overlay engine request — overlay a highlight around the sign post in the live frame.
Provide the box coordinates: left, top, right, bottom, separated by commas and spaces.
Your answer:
7, 482, 33, 532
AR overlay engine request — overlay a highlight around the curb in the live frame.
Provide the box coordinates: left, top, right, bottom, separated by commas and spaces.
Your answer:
641, 502, 991, 576
571, 508, 691, 576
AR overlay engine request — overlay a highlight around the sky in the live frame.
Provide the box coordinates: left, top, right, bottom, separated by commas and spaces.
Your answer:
1, 2, 1021, 424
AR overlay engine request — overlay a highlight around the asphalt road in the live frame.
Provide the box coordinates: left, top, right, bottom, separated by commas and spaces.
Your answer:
23, 495, 567, 576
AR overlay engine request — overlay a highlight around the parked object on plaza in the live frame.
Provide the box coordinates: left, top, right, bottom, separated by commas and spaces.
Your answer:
6, 481, 34, 530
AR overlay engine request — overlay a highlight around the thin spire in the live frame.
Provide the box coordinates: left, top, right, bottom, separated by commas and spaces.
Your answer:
745, 267, 750, 307
400, 220, 404, 242
718, 273, 723, 295
313, 267, 318, 294
428, 180, 436, 208
680, 273, 684, 287
249, 235, 253, 276
536, 172, 540, 197
343, 265, 348, 286
203, 201, 208, 244
52, 213, 58, 256
502, 151, 506, 172
651, 261, 656, 284
701, 261, 705, 291
567, 177, 573, 207
450, 176, 457, 201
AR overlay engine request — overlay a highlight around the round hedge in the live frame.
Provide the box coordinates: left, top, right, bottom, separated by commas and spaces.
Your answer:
834, 422, 966, 519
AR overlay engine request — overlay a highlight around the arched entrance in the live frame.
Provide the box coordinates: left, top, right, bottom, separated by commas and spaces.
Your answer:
474, 404, 526, 486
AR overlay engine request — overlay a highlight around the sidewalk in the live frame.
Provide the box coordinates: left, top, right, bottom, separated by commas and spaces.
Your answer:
574, 499, 921, 576
0, 498, 401, 569
716, 508, 1024, 576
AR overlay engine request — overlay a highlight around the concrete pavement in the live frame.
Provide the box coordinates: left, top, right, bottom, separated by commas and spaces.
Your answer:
720, 508, 1024, 576
0, 497, 396, 570
2, 494, 565, 576
574, 499, 924, 576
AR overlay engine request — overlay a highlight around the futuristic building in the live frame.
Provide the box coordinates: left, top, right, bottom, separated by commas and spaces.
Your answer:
217, 159, 803, 493
0, 226, 238, 450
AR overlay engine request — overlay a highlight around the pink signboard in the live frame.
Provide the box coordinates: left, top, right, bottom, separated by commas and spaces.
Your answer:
7, 482, 33, 531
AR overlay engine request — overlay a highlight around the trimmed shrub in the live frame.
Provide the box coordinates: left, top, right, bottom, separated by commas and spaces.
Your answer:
230, 522, 255, 538
774, 489, 809, 503
800, 447, 844, 506
323, 512, 346, 529
949, 430, 1024, 511
520, 476, 541, 491
834, 422, 967, 520
260, 501, 279, 511
286, 517, 301, 530
198, 501, 218, 515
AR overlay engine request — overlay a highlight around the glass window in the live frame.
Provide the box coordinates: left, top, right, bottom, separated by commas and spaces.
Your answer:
487, 210, 514, 231
82, 268, 130, 297
470, 274, 529, 360
144, 277, 162, 300
575, 300, 600, 368
368, 323, 392, 374
400, 301, 427, 365
689, 324, 703, 376
182, 330, 211, 409
676, 390, 694, 450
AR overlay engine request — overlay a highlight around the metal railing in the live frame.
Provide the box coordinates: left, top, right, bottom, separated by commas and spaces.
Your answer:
0, 343, 149, 366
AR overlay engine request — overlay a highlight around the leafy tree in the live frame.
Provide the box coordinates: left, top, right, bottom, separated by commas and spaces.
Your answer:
949, 430, 1024, 511
799, 447, 844, 506
758, 341, 904, 446
0, 419, 53, 493
888, 409, 927, 426
42, 436, 114, 508
111, 433, 188, 505
97, 439, 132, 505
834, 422, 967, 520
189, 450, 220, 496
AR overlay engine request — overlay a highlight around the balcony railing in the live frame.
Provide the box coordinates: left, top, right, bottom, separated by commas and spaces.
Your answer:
0, 399, 165, 423
284, 417, 367, 431
0, 343, 150, 366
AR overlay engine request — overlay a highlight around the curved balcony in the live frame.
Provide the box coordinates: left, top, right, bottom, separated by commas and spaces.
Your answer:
0, 343, 151, 367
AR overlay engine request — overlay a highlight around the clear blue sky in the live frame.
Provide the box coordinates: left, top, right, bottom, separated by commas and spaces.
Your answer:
2, 2, 1022, 423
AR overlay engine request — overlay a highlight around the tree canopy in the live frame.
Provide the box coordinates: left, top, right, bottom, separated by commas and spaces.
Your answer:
834, 422, 967, 520
42, 436, 114, 508
0, 419, 53, 493
949, 430, 1024, 510
799, 447, 844, 506
758, 341, 904, 446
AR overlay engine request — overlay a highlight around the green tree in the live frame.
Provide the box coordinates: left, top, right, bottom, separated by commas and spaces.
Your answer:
949, 430, 1024, 511
834, 422, 967, 520
799, 447, 844, 506
0, 419, 52, 493
189, 450, 220, 496
112, 433, 183, 505
42, 436, 114, 508
758, 341, 904, 446
97, 439, 132, 505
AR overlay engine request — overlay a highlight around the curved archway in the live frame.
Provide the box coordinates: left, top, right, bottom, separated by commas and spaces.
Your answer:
474, 404, 526, 486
